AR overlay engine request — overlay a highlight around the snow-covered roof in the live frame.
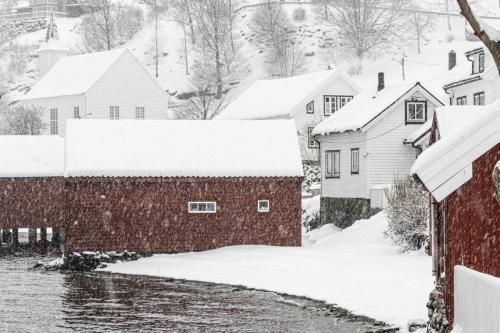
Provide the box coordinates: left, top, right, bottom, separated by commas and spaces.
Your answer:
412, 100, 500, 201
21, 48, 127, 101
0, 136, 65, 177
404, 120, 432, 145
64, 119, 304, 178
435, 105, 485, 139
217, 69, 360, 120
313, 82, 443, 135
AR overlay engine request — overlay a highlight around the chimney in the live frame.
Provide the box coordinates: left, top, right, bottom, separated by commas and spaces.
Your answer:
449, 50, 456, 70
377, 72, 385, 91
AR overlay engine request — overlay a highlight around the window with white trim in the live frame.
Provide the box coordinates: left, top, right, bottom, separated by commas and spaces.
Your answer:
306, 101, 314, 114
135, 107, 145, 119
406, 101, 426, 123
325, 150, 340, 178
456, 96, 467, 105
351, 148, 359, 174
307, 127, 318, 148
473, 92, 485, 105
50, 108, 58, 135
110, 106, 119, 120
323, 95, 353, 116
258, 200, 270, 212
74, 106, 80, 119
188, 201, 217, 213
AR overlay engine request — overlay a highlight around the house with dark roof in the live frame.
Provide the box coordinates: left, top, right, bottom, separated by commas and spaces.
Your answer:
312, 75, 443, 228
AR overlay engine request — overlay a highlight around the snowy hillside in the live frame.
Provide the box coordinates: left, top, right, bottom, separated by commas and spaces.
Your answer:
1, 0, 499, 105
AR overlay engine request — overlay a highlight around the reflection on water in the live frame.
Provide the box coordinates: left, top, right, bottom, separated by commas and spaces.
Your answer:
0, 256, 384, 333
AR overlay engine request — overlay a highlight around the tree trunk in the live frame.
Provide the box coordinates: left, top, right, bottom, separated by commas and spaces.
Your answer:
28, 228, 37, 247
215, 48, 223, 99
456, 0, 500, 76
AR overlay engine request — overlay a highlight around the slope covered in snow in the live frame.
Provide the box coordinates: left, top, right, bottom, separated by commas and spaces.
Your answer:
2, 1, 499, 106
103, 212, 433, 331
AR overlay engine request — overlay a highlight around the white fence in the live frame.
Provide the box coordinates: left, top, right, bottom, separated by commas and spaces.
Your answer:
453, 266, 500, 333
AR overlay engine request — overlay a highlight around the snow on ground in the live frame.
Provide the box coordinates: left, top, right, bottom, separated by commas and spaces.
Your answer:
102, 212, 433, 331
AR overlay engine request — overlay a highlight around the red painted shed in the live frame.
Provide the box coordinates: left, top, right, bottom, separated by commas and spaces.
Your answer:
62, 119, 304, 253
412, 101, 500, 325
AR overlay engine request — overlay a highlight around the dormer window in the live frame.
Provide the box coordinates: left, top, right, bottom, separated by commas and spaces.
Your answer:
306, 101, 314, 114
405, 101, 427, 124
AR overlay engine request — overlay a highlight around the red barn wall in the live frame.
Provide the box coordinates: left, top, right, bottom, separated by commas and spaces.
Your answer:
0, 178, 66, 229
64, 177, 302, 253
441, 143, 500, 323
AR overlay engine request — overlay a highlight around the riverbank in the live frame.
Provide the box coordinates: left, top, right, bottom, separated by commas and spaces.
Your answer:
102, 212, 433, 332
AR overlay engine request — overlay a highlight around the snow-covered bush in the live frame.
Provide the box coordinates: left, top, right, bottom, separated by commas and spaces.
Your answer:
293, 7, 306, 21
385, 176, 429, 251
1, 104, 46, 135
6, 43, 31, 76
302, 161, 320, 192
302, 195, 320, 231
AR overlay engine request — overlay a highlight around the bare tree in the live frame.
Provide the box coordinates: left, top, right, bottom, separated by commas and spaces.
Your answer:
252, 1, 304, 77
174, 67, 228, 120
1, 104, 47, 135
168, 0, 198, 75
456, 0, 500, 75
325, 0, 406, 71
410, 4, 433, 54
188, 0, 234, 99
80, 0, 118, 51
79, 0, 143, 52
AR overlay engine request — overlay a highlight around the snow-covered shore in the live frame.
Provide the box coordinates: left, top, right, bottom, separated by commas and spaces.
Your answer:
102, 212, 433, 331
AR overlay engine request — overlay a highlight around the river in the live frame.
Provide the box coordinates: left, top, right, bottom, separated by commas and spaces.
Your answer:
0, 255, 392, 332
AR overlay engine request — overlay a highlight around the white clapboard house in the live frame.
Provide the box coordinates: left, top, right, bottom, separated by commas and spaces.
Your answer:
19, 48, 169, 136
443, 46, 500, 106
216, 69, 361, 161
312, 74, 444, 228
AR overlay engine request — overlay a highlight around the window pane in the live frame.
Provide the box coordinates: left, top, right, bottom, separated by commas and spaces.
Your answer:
198, 203, 207, 211
189, 203, 198, 211
333, 151, 340, 176
206, 203, 215, 212
326, 152, 332, 176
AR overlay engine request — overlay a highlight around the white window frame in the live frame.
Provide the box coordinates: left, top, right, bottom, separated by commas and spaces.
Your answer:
135, 106, 145, 119
325, 150, 340, 178
50, 108, 58, 135
188, 201, 217, 214
110, 105, 120, 120
258, 200, 270, 213
351, 148, 359, 175
406, 101, 426, 123
324, 95, 353, 116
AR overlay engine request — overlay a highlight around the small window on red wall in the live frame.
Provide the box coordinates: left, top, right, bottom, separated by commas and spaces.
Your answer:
258, 200, 270, 212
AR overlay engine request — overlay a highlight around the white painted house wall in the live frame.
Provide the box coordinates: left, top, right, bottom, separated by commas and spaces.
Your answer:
24, 94, 86, 136
447, 78, 500, 106
319, 88, 441, 207
85, 51, 169, 123
366, 90, 439, 189
293, 78, 358, 161
319, 131, 368, 198
22, 50, 169, 136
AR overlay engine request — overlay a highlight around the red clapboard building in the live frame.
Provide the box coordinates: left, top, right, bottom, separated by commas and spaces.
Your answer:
412, 101, 500, 324
0, 120, 304, 253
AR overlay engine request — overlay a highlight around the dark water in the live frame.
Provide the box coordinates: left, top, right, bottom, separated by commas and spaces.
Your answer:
0, 255, 388, 333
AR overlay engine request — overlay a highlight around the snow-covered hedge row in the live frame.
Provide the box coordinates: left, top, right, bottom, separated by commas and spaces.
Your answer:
452, 266, 500, 333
